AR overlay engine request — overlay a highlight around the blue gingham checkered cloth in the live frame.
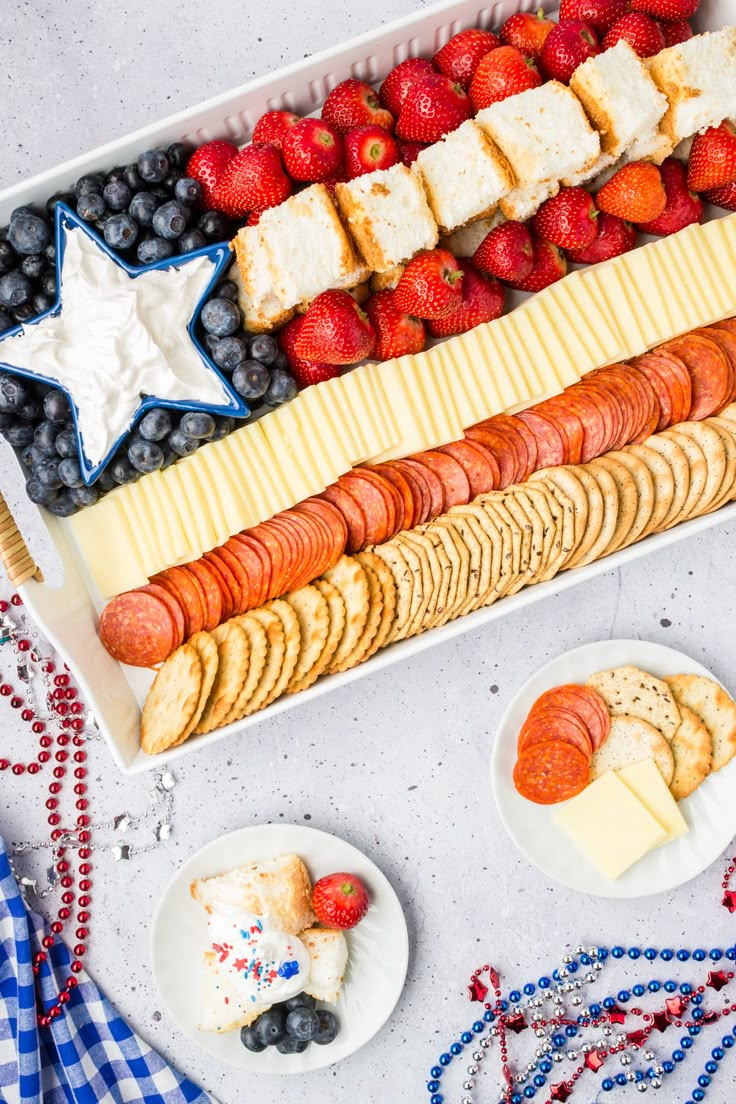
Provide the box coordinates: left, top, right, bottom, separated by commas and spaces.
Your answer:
0, 836, 214, 1104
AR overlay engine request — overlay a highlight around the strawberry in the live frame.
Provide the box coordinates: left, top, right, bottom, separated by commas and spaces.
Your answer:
312, 872, 369, 930
321, 163, 349, 203
630, 0, 699, 18
397, 140, 427, 166
211, 144, 291, 218
186, 140, 238, 209
539, 19, 601, 83
602, 12, 665, 56
658, 17, 693, 45
472, 221, 534, 283
295, 290, 376, 365
279, 316, 340, 388
558, 0, 628, 35
345, 125, 399, 177
379, 57, 435, 117
246, 210, 263, 226
469, 46, 541, 112
596, 161, 667, 222
395, 73, 471, 144
428, 260, 505, 336
432, 28, 501, 90
702, 180, 736, 212
251, 110, 301, 150
393, 249, 464, 320
499, 10, 556, 59
566, 212, 636, 263
322, 78, 394, 135
531, 187, 598, 251
637, 156, 703, 235
282, 118, 344, 182
687, 122, 736, 194
510, 239, 567, 292
365, 290, 426, 359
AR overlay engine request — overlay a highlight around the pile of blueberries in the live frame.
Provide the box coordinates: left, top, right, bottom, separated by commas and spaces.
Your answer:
240, 993, 338, 1055
0, 144, 298, 515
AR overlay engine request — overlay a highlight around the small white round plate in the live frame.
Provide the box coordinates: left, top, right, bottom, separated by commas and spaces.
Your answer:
151, 823, 409, 1071
491, 639, 736, 899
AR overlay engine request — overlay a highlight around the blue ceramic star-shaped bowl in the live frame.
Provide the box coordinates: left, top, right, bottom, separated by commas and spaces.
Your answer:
0, 203, 248, 485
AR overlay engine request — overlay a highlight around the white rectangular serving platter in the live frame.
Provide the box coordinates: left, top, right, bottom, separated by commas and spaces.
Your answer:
1, 0, 733, 773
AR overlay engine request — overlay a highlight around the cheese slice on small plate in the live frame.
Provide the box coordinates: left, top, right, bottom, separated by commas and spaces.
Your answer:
617, 757, 689, 845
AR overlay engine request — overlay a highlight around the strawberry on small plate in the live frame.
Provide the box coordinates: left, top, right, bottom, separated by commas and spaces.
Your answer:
151, 823, 409, 1072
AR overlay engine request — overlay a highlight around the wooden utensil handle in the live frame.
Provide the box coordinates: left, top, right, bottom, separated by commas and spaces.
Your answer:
0, 493, 43, 586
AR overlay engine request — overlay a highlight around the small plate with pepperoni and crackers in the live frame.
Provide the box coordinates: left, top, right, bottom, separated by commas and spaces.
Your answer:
491, 639, 736, 899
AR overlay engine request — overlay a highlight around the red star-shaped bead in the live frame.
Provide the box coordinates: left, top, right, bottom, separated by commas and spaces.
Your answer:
702, 1010, 719, 1025
651, 1010, 671, 1033
707, 970, 729, 992
585, 1048, 604, 1071
607, 1005, 627, 1024
468, 978, 488, 1002
627, 1030, 647, 1048
505, 1012, 528, 1034
665, 996, 685, 1018
722, 890, 736, 913
550, 1082, 573, 1102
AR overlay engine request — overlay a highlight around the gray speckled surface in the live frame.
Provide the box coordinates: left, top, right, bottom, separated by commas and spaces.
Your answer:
4, 2, 736, 1101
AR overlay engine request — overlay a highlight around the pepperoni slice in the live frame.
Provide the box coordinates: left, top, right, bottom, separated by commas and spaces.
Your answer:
216, 544, 253, 614
265, 515, 301, 592
492, 413, 537, 479
514, 410, 566, 469
397, 457, 444, 517
560, 386, 607, 462
320, 483, 367, 553
576, 376, 623, 453
535, 396, 585, 464
465, 425, 517, 487
631, 355, 677, 431
700, 326, 736, 406
513, 742, 591, 805
391, 460, 431, 525
526, 684, 610, 752
412, 450, 471, 508
650, 348, 693, 421
589, 366, 642, 445
295, 498, 348, 564
201, 553, 235, 621
229, 533, 271, 608
344, 470, 396, 540
437, 439, 500, 496
151, 567, 206, 637
100, 591, 176, 667
625, 366, 661, 443
184, 561, 224, 631
369, 464, 415, 531
518, 708, 593, 760
661, 333, 730, 420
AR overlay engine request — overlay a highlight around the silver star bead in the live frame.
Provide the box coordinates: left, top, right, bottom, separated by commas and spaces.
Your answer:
19, 875, 37, 893
158, 770, 177, 792
113, 813, 131, 832
154, 821, 172, 842
111, 843, 131, 861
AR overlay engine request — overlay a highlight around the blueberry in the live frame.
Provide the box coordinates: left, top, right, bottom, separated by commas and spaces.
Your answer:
32, 293, 53, 315
284, 994, 317, 1012
253, 1009, 287, 1047
201, 297, 240, 337
272, 350, 289, 372
175, 177, 203, 206
177, 229, 206, 254
264, 368, 297, 407
313, 1010, 338, 1045
167, 142, 191, 170
128, 438, 164, 473
161, 446, 178, 468
198, 210, 230, 242
95, 467, 118, 492
137, 237, 175, 265
0, 270, 33, 308
45, 242, 56, 264
167, 428, 199, 457
180, 411, 215, 439
35, 457, 64, 489
0, 240, 17, 275
34, 421, 61, 457
163, 170, 184, 193
0, 309, 13, 335
58, 456, 84, 488
249, 334, 279, 366
128, 192, 157, 228
0, 374, 30, 413
69, 484, 99, 508
45, 491, 77, 517
122, 165, 143, 193
110, 454, 140, 484
232, 360, 270, 400
152, 201, 190, 240
20, 443, 35, 469
138, 408, 174, 441
138, 148, 169, 184
40, 269, 57, 297
9, 210, 50, 255
212, 335, 248, 373
74, 172, 106, 198
103, 180, 131, 211
20, 253, 46, 280
213, 279, 238, 301
104, 213, 139, 251
77, 193, 106, 222
46, 191, 75, 218
2, 421, 35, 447
285, 1008, 319, 1041
149, 185, 170, 203
44, 389, 71, 424
17, 395, 43, 421
203, 333, 221, 356
275, 1035, 309, 1054
240, 1025, 267, 1053
13, 303, 37, 324
210, 415, 235, 441
55, 429, 77, 459
105, 166, 127, 185
26, 477, 59, 506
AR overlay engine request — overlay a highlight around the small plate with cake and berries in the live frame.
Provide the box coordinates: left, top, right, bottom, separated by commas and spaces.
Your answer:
491, 639, 736, 899
150, 822, 409, 1071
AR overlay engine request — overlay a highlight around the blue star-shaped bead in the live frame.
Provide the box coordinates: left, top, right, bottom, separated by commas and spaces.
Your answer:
0, 203, 248, 484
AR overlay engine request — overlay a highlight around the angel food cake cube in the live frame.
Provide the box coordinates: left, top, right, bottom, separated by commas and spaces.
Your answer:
258, 183, 369, 310
647, 27, 736, 143
413, 120, 514, 233
229, 226, 294, 333
334, 163, 438, 273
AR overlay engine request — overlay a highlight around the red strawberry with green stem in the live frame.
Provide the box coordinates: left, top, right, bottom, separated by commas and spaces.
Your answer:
596, 161, 667, 223
295, 290, 376, 365
393, 249, 464, 320
531, 187, 599, 251
558, 0, 628, 35
540, 19, 601, 83
510, 239, 567, 292
312, 872, 369, 929
687, 122, 736, 194
211, 144, 291, 218
186, 140, 238, 209
282, 118, 344, 182
566, 212, 636, 263
251, 110, 301, 150
345, 126, 399, 177
322, 78, 394, 135
365, 290, 426, 359
432, 28, 501, 90
379, 57, 435, 117
428, 261, 505, 337
469, 46, 541, 112
500, 10, 556, 59
472, 221, 534, 283
395, 73, 471, 144
279, 315, 342, 388
638, 156, 703, 235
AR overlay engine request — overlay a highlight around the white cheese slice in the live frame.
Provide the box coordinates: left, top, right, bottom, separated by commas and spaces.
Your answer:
616, 757, 689, 845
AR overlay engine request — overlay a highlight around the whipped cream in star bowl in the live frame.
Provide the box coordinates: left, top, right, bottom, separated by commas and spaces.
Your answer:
0, 203, 247, 483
